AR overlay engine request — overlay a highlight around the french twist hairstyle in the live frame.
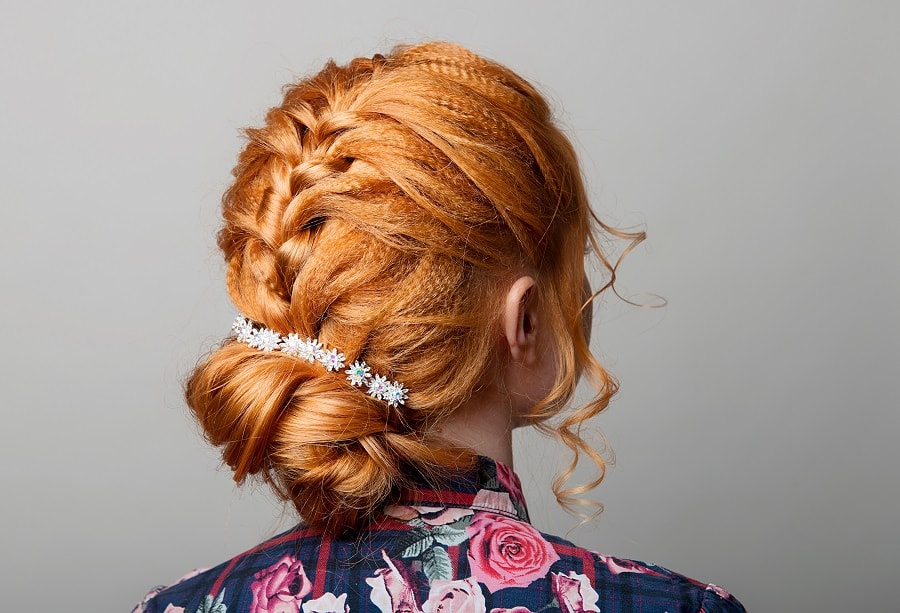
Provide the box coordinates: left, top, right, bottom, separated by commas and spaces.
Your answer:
186, 41, 643, 535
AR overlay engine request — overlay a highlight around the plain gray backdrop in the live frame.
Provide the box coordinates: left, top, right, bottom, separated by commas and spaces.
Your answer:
1, 2, 897, 611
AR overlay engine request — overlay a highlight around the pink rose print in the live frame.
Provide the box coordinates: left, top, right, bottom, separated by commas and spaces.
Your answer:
466, 512, 560, 593
303, 592, 350, 613
250, 554, 312, 613
596, 555, 665, 578
163, 606, 185, 613
366, 551, 423, 613
423, 578, 486, 613
490, 608, 533, 613
551, 572, 600, 613
493, 461, 525, 505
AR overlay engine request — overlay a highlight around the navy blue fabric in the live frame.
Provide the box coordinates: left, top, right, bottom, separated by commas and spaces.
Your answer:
135, 457, 744, 613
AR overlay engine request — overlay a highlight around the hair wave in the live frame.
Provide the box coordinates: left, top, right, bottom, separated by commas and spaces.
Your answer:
186, 41, 643, 535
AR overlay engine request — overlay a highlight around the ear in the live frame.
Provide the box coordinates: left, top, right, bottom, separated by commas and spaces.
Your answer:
502, 276, 539, 364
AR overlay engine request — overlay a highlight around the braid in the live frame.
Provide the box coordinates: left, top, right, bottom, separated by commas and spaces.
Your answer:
187, 41, 638, 534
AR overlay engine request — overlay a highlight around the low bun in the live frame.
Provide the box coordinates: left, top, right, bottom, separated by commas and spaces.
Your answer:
185, 340, 318, 482
278, 428, 468, 535
187, 338, 472, 535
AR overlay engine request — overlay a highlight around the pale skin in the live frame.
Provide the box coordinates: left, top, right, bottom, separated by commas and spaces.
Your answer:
434, 276, 558, 469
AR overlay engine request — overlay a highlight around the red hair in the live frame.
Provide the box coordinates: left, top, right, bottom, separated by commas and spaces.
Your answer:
186, 41, 643, 535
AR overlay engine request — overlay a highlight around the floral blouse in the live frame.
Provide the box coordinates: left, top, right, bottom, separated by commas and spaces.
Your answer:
134, 457, 744, 613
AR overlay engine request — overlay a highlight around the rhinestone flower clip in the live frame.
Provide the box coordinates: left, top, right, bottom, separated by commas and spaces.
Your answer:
230, 315, 409, 407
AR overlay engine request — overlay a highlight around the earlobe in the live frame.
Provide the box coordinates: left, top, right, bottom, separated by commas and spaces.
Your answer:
503, 276, 538, 364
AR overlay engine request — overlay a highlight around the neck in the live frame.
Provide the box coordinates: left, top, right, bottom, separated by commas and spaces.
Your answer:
434, 387, 515, 468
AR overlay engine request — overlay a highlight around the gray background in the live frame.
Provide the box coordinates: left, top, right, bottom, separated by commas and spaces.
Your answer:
1, 2, 897, 611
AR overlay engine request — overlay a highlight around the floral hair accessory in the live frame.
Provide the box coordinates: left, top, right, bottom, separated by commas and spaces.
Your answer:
230, 315, 409, 407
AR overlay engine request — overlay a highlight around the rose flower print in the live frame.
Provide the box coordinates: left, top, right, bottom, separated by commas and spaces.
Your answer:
422, 578, 486, 613
551, 572, 600, 613
250, 554, 312, 613
465, 513, 560, 593
302, 592, 351, 613
367, 552, 423, 613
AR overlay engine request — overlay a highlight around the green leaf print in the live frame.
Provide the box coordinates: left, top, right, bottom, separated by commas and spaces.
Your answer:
513, 499, 529, 520
422, 546, 453, 582
196, 591, 227, 613
408, 516, 427, 529
431, 522, 468, 546
483, 477, 501, 490
399, 528, 435, 558
441, 516, 473, 531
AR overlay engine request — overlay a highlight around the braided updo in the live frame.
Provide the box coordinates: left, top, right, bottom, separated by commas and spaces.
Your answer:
186, 41, 638, 535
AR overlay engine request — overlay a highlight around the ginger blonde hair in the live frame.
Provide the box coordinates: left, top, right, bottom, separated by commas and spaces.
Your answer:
186, 41, 642, 535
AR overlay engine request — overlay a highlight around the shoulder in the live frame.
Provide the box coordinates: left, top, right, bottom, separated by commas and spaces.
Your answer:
134, 515, 744, 613
538, 530, 745, 613
133, 524, 320, 613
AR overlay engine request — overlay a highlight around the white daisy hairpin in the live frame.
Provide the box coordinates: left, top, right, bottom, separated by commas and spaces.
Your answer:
230, 315, 409, 408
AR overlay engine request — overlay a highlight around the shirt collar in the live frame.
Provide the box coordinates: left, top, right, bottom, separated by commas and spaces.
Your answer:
388, 455, 530, 524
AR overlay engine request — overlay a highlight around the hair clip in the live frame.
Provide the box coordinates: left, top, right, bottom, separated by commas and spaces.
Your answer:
230, 315, 409, 407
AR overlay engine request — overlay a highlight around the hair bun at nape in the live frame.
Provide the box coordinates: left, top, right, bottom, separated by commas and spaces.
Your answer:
187, 323, 467, 535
